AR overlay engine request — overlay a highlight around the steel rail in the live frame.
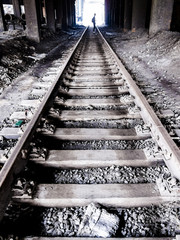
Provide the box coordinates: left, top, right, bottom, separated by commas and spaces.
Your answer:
0, 27, 88, 222
98, 28, 180, 181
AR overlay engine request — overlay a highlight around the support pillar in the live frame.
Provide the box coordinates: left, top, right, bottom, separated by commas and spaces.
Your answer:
105, 0, 110, 26
12, 0, 21, 18
38, 0, 44, 24
62, 0, 68, 28
149, 0, 174, 35
119, 0, 125, 29
68, 0, 72, 26
124, 0, 132, 31
171, 0, 180, 32
114, 0, 119, 26
45, 0, 56, 32
56, 0, 63, 29
67, 0, 73, 27
110, 0, 115, 26
0, 0, 6, 31
72, 0, 76, 26
132, 0, 148, 31
113, 0, 117, 26
114, 0, 124, 28
66, 0, 70, 26
24, 0, 41, 42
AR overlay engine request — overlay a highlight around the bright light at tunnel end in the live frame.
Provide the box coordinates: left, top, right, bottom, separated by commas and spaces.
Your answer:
76, 0, 105, 27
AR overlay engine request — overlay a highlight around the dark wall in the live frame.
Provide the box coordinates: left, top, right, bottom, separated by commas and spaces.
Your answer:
171, 0, 180, 31
145, 0, 152, 29
105, 0, 180, 33
3, 0, 12, 4
105, 0, 124, 27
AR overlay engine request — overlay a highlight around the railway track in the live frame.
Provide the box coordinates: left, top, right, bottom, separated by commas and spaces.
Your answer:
0, 28, 180, 238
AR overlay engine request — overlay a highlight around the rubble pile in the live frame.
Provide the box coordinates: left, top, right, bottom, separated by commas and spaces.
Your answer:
0, 137, 17, 153
0, 38, 35, 92
77, 203, 119, 237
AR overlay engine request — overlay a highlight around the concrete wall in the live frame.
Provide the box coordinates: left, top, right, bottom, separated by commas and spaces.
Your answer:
24, 0, 41, 42
132, 0, 148, 31
104, 0, 179, 34
171, 0, 180, 32
45, 0, 56, 32
124, 0, 132, 31
56, 0, 63, 29
149, 0, 174, 35
0, 0, 6, 31
12, 0, 21, 18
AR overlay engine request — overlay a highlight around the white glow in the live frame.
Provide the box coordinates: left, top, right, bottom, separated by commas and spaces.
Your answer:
82, 0, 105, 26
3, 4, 13, 14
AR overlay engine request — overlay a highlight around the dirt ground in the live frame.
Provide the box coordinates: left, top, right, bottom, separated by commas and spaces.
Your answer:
0, 27, 85, 124
100, 27, 180, 113
0, 27, 85, 91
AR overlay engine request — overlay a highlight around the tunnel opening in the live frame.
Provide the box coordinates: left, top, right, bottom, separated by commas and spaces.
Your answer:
2, 0, 24, 14
76, 0, 105, 26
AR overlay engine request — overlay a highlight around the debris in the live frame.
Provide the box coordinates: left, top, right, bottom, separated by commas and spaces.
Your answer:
77, 203, 119, 237
0, 127, 23, 139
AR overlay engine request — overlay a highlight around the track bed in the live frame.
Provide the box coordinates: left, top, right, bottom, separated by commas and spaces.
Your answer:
0, 28, 179, 239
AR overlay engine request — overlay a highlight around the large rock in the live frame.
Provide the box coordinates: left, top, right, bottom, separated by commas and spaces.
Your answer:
77, 203, 119, 237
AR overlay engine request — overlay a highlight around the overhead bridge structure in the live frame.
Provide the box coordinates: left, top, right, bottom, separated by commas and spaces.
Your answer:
0, 0, 180, 42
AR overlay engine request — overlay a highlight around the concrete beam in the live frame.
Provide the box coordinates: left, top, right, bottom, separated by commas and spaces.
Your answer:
124, 0, 132, 31
0, 1, 6, 31
132, 0, 148, 31
12, 0, 21, 18
24, 0, 41, 42
45, 0, 56, 32
149, 0, 174, 35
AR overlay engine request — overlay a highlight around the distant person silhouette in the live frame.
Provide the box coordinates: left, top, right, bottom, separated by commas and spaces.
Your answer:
92, 13, 96, 33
